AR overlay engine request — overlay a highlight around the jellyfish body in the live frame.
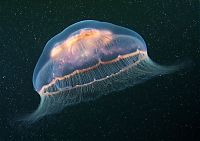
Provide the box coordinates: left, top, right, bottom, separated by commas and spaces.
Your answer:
25, 20, 180, 122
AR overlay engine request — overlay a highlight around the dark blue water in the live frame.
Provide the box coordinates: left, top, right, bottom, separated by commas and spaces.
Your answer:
0, 0, 199, 140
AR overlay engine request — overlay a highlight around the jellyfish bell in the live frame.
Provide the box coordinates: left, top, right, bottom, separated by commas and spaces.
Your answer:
24, 20, 181, 123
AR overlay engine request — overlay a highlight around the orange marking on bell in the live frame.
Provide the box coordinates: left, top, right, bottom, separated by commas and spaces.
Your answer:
50, 46, 63, 58
50, 29, 113, 59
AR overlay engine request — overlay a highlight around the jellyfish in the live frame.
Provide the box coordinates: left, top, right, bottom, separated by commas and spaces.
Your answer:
24, 20, 183, 123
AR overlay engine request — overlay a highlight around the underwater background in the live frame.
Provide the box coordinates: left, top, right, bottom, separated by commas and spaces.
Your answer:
0, 0, 199, 140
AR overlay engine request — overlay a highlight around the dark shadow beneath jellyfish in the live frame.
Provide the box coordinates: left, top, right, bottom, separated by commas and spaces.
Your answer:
22, 20, 186, 123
